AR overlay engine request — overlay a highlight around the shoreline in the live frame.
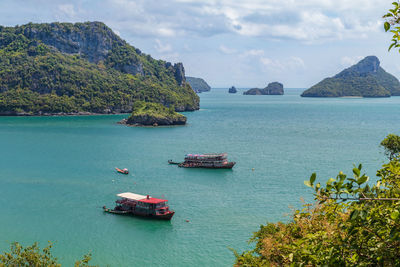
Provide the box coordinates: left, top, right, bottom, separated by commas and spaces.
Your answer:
117, 118, 186, 127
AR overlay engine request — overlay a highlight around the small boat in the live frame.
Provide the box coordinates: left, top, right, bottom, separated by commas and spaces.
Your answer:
115, 167, 129, 174
103, 206, 131, 214
103, 192, 175, 220
168, 160, 181, 165
172, 153, 236, 169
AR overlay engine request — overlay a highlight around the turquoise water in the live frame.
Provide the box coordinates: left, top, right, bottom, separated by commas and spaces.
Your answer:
0, 88, 399, 266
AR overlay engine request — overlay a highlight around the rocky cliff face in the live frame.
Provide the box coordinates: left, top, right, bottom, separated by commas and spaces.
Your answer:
21, 22, 123, 63
243, 82, 284, 95
174, 63, 186, 86
301, 56, 400, 97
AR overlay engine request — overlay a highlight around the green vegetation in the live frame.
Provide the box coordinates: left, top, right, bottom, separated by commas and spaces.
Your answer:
384, 1, 400, 52
126, 101, 186, 126
301, 56, 400, 97
381, 133, 400, 160
185, 77, 211, 93
0, 22, 199, 115
0, 242, 94, 266
235, 135, 400, 266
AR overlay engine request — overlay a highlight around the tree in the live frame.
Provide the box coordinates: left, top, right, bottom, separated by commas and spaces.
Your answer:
381, 133, 400, 160
235, 144, 400, 266
383, 1, 400, 51
0, 242, 94, 267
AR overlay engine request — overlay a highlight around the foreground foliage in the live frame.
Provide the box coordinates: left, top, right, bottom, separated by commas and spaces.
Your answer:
384, 1, 400, 52
235, 136, 400, 266
0, 242, 94, 267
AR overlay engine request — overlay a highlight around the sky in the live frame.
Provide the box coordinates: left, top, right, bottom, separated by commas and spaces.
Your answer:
0, 0, 397, 88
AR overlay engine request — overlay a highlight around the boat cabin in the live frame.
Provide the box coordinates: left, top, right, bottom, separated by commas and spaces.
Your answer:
115, 192, 171, 216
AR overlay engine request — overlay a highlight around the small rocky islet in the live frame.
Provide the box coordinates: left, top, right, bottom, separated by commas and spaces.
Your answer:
301, 56, 400, 97
243, 82, 284, 95
119, 101, 187, 126
228, 86, 237, 93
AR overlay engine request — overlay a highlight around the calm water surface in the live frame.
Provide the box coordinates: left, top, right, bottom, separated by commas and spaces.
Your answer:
0, 88, 399, 266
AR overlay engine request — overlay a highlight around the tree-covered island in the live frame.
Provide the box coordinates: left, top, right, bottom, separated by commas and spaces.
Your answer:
0, 22, 199, 115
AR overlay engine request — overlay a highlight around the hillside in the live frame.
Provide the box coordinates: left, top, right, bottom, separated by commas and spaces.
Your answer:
0, 22, 199, 115
186, 76, 211, 93
301, 56, 400, 97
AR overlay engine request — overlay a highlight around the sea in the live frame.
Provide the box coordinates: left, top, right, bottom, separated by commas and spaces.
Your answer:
0, 88, 398, 266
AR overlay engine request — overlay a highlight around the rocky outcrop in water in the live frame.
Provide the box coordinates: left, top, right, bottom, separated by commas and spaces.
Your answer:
228, 86, 237, 93
243, 82, 284, 95
301, 56, 400, 97
121, 101, 187, 126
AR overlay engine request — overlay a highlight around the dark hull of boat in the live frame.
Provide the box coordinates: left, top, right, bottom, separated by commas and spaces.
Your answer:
103, 207, 175, 220
178, 162, 236, 169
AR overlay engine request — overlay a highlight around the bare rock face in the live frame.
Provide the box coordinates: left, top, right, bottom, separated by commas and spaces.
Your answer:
174, 63, 186, 86
22, 22, 123, 63
243, 82, 284, 95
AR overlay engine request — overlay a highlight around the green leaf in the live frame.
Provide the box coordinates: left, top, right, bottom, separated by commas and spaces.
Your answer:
350, 210, 359, 220
391, 210, 399, 220
310, 173, 316, 185
304, 180, 312, 188
389, 42, 396, 51
353, 168, 360, 177
356, 175, 369, 185
327, 178, 335, 185
385, 22, 391, 32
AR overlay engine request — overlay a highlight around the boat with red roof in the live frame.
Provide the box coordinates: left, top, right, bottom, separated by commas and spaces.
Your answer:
103, 192, 175, 220
169, 153, 236, 169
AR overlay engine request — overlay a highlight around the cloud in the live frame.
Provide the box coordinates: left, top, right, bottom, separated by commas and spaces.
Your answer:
260, 56, 306, 72
219, 45, 236, 54
340, 56, 364, 67
58, 4, 76, 17
0, 0, 388, 43
240, 49, 264, 57
154, 39, 172, 53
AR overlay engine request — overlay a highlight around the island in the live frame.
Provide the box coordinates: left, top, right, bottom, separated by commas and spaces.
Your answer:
228, 86, 237, 93
243, 82, 284, 95
301, 56, 400, 97
119, 101, 186, 126
186, 77, 211, 93
0, 22, 199, 115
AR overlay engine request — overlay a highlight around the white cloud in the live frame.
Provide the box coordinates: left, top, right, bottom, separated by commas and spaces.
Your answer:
240, 49, 264, 57
219, 45, 236, 54
154, 39, 172, 53
260, 56, 306, 72
341, 56, 364, 67
57, 4, 76, 18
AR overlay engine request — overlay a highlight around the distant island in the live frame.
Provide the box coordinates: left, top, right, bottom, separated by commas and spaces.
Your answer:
228, 86, 237, 93
0, 22, 199, 115
186, 77, 211, 93
301, 56, 400, 97
243, 82, 284, 95
119, 101, 186, 126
